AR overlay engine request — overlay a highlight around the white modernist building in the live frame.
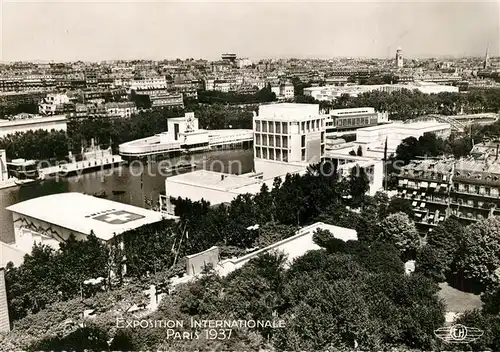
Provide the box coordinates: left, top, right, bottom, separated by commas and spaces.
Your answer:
4, 193, 175, 257
355, 119, 452, 159
119, 112, 253, 157
323, 152, 384, 196
303, 82, 459, 101
164, 103, 326, 211
0, 115, 67, 139
254, 103, 325, 172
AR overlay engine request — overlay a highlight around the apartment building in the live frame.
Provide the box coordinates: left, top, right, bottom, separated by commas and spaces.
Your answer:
104, 102, 137, 118
279, 82, 295, 100
253, 103, 325, 169
325, 107, 383, 135
38, 93, 71, 115
149, 92, 184, 109
395, 153, 500, 233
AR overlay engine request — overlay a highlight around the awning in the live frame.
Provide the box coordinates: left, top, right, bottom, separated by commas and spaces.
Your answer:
402, 190, 407, 194
412, 201, 417, 207
420, 182, 429, 188
430, 182, 437, 188
429, 214, 435, 219
421, 192, 426, 196
420, 202, 426, 208
415, 213, 422, 217
412, 191, 417, 195
438, 216, 444, 221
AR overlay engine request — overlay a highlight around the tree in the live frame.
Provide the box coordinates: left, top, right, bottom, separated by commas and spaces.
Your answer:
5, 234, 110, 321
313, 228, 348, 253
379, 212, 421, 260
387, 197, 415, 217
451, 217, 500, 292
415, 246, 448, 282
348, 167, 370, 207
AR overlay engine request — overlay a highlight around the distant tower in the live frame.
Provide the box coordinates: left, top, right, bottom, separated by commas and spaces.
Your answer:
395, 47, 404, 68
484, 43, 490, 69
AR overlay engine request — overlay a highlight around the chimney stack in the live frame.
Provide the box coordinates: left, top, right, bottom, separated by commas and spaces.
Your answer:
496, 144, 499, 161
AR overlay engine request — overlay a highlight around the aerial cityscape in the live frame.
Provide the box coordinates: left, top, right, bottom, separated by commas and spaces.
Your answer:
0, 1, 500, 351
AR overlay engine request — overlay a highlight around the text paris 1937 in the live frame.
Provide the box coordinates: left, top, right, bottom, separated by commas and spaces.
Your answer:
166, 328, 232, 340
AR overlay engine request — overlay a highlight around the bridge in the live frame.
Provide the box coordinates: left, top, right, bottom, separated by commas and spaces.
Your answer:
119, 129, 253, 157
427, 114, 467, 133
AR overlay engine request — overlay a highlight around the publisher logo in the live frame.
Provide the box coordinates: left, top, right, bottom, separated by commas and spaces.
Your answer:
434, 324, 484, 343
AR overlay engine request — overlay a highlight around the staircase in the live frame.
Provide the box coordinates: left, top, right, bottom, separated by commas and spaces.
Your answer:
0, 268, 11, 332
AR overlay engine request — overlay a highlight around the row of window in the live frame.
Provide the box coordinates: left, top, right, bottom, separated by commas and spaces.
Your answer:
399, 179, 500, 197
255, 121, 289, 134
255, 134, 289, 148
255, 147, 289, 162
402, 170, 449, 181
454, 183, 500, 197
255, 119, 324, 134
451, 197, 497, 209
300, 120, 322, 133
334, 117, 374, 127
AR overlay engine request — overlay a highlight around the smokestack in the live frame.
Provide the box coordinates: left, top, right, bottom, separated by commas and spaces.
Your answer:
496, 144, 499, 161
0, 267, 11, 332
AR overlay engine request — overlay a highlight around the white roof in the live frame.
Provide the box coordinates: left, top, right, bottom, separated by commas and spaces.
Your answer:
257, 103, 320, 120
167, 169, 260, 191
215, 222, 357, 277
6, 193, 169, 241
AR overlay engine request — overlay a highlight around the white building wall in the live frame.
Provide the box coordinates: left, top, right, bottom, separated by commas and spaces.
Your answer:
166, 181, 240, 206
11, 213, 88, 254
0, 116, 67, 139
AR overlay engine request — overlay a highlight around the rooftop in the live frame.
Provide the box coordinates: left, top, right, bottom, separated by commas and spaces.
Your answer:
6, 193, 171, 241
358, 120, 450, 132
257, 103, 321, 120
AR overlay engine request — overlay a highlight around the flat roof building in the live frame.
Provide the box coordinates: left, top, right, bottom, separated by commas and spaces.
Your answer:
0, 114, 67, 139
5, 193, 174, 255
163, 166, 306, 213
355, 119, 452, 159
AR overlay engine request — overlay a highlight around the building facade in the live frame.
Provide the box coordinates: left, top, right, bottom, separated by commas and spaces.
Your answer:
325, 107, 382, 135
395, 156, 500, 233
0, 115, 67, 138
104, 102, 137, 118
38, 93, 71, 115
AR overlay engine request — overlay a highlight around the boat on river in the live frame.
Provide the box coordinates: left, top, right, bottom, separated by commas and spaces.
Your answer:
14, 177, 43, 187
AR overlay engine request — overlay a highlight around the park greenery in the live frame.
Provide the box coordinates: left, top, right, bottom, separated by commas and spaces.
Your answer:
295, 86, 500, 120
0, 104, 255, 160
196, 86, 277, 105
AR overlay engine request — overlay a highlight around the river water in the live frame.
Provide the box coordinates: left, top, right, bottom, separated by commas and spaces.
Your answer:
0, 149, 254, 243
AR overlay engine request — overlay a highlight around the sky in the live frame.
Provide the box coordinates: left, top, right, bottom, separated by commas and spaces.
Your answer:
0, 0, 499, 62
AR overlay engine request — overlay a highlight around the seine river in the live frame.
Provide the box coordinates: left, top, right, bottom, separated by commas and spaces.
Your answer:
0, 149, 253, 244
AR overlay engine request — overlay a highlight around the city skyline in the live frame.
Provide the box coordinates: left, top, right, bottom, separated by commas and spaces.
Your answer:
1, 0, 499, 62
